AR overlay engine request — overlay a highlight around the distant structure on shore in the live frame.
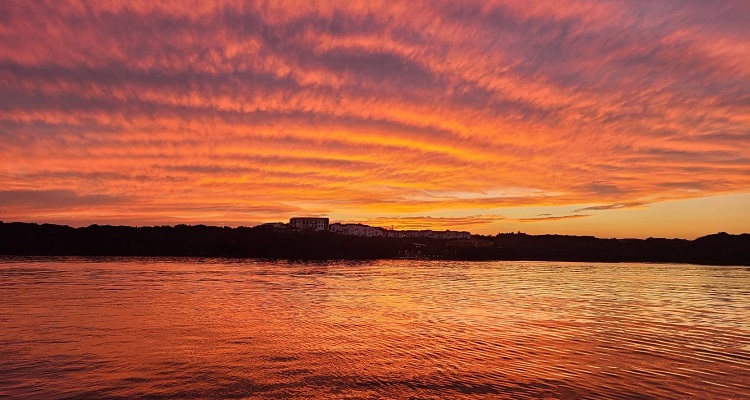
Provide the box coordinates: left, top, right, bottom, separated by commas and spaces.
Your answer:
331, 222, 471, 239
289, 217, 330, 232
260, 217, 472, 240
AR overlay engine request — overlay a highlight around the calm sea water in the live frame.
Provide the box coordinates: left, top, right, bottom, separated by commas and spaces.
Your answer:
0, 258, 748, 399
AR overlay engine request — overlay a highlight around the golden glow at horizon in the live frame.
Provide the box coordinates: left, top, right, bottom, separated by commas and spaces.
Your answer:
1, 1, 748, 238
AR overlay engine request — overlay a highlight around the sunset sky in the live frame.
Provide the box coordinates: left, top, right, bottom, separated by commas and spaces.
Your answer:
1, 1, 748, 238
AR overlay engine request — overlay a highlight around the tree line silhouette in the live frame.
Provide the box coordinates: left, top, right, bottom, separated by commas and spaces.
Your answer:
0, 221, 748, 265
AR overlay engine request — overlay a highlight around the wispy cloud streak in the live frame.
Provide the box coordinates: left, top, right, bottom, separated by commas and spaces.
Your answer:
574, 201, 647, 213
517, 215, 591, 223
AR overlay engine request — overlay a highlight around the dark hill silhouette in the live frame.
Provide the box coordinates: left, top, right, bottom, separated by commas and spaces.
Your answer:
493, 232, 750, 265
0, 221, 748, 265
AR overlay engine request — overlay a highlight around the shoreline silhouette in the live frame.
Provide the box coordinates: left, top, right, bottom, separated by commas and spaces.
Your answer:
0, 221, 747, 265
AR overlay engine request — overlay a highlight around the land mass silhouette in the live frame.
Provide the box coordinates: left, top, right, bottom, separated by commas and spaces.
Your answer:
0, 221, 748, 265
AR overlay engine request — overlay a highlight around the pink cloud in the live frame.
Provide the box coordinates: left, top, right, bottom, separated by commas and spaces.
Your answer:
0, 1, 748, 233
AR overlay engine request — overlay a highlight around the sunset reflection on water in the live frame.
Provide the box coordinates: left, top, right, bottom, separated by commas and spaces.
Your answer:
1, 258, 748, 399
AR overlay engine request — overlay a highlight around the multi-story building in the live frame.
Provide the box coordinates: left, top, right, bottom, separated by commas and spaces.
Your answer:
432, 230, 472, 240
385, 229, 471, 239
287, 217, 471, 239
289, 217, 330, 232
330, 223, 386, 237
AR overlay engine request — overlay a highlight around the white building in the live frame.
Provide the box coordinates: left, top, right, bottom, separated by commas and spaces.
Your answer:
431, 230, 472, 240
330, 223, 386, 237
289, 217, 329, 232
286, 217, 471, 238
332, 223, 470, 240
387, 230, 470, 239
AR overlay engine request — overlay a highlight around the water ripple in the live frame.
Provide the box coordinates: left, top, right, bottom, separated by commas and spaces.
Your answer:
0, 258, 749, 399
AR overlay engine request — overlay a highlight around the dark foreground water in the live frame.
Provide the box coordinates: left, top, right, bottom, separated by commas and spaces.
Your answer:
0, 258, 748, 399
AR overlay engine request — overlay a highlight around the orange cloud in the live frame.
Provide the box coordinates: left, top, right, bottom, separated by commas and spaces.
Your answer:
1, 1, 748, 236
516, 215, 592, 223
